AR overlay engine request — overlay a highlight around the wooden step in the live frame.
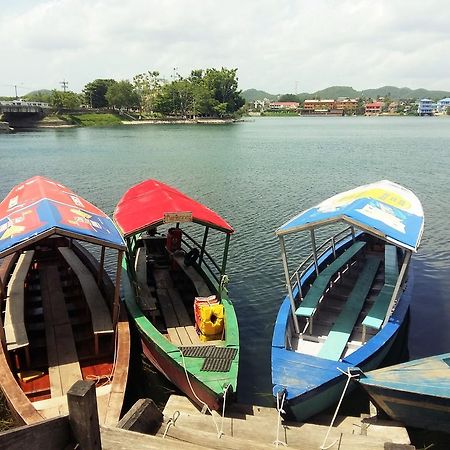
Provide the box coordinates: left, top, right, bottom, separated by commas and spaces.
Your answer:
160, 395, 410, 449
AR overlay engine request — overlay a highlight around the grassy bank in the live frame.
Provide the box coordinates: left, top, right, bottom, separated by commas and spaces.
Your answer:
61, 113, 123, 127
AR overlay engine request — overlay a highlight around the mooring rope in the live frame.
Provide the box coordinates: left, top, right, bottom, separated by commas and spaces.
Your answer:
218, 383, 231, 438
179, 347, 221, 437
320, 367, 359, 450
273, 389, 287, 447
162, 410, 180, 438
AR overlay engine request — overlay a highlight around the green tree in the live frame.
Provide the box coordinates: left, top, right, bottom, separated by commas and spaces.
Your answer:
50, 90, 82, 108
202, 68, 245, 115
133, 71, 163, 113
105, 80, 139, 109
83, 79, 116, 108
279, 94, 300, 102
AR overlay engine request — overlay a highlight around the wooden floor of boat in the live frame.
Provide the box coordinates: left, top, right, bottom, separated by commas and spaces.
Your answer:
39, 262, 82, 398
153, 268, 204, 347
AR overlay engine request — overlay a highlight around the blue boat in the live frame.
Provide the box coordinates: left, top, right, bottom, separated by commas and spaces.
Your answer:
358, 353, 450, 433
271, 180, 424, 421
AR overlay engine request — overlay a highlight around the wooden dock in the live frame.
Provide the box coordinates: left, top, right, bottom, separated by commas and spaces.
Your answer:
0, 380, 414, 449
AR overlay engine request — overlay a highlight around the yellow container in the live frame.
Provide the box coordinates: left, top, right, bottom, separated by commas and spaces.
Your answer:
196, 303, 224, 338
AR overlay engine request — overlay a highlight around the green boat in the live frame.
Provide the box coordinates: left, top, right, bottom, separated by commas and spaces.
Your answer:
114, 179, 239, 411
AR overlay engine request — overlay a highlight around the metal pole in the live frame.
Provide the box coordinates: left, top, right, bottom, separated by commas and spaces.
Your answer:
112, 250, 124, 327
199, 226, 209, 268
221, 233, 230, 277
310, 229, 319, 276
350, 226, 355, 242
382, 250, 411, 327
279, 236, 300, 334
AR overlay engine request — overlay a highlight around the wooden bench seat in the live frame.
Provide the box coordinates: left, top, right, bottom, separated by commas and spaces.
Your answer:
58, 247, 113, 354
172, 254, 211, 297
134, 247, 157, 319
318, 256, 381, 360
295, 241, 367, 320
362, 245, 399, 332
4, 250, 35, 359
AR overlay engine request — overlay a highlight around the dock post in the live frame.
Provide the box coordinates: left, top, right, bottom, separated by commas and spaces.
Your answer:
67, 380, 101, 450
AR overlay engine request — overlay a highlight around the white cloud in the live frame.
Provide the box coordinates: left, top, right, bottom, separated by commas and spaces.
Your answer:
1, 0, 449, 96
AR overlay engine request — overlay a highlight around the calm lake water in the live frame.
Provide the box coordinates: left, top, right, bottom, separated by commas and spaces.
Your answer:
1, 116, 449, 406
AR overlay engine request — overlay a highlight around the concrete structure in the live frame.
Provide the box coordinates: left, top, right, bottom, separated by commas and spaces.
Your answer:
417, 98, 433, 115
437, 97, 450, 113
365, 102, 384, 115
303, 99, 335, 111
334, 98, 358, 113
268, 101, 300, 110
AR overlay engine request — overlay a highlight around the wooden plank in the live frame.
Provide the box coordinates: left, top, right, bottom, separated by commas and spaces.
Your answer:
166, 327, 182, 346
67, 380, 101, 450
173, 255, 211, 297
58, 247, 113, 334
174, 326, 192, 346
4, 250, 35, 350
117, 398, 163, 434
40, 264, 82, 397
167, 286, 191, 326
0, 416, 72, 450
185, 325, 201, 345
157, 288, 180, 328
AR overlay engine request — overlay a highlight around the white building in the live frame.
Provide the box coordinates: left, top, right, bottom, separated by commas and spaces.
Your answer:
437, 97, 450, 113
417, 99, 433, 116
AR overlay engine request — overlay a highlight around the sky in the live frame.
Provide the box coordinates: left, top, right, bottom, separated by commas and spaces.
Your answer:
1, 0, 450, 97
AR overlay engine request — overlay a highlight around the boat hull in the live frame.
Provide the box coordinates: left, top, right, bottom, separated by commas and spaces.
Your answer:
361, 385, 450, 434
122, 257, 239, 412
272, 235, 413, 422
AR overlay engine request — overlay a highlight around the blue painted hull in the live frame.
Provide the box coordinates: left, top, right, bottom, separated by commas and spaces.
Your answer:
361, 385, 450, 434
271, 235, 413, 422
359, 353, 450, 433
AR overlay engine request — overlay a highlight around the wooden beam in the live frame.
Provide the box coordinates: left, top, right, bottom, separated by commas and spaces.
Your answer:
98, 246, 106, 285
67, 380, 101, 450
117, 398, 163, 434
0, 416, 71, 450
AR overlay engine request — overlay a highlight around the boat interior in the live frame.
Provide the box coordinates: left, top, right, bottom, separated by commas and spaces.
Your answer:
0, 236, 116, 416
288, 235, 403, 361
132, 229, 225, 348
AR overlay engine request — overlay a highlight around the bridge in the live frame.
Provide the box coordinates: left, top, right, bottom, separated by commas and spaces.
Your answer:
0, 100, 52, 128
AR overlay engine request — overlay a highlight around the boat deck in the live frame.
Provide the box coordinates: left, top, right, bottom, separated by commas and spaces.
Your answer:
2, 244, 115, 417
292, 247, 388, 359
136, 237, 221, 348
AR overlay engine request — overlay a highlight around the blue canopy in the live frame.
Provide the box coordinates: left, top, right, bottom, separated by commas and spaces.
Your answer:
0, 176, 126, 257
276, 180, 424, 252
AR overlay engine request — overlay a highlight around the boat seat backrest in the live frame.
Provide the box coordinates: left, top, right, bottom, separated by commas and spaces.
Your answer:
362, 245, 400, 331
295, 240, 367, 318
318, 256, 381, 361
4, 250, 35, 351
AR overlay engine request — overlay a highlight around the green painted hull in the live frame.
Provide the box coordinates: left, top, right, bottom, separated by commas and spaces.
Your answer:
121, 246, 239, 410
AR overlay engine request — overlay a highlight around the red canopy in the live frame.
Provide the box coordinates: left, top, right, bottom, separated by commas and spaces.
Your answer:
114, 179, 234, 237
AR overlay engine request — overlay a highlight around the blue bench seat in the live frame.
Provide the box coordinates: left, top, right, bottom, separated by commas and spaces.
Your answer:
318, 256, 381, 361
296, 240, 366, 318
362, 245, 399, 332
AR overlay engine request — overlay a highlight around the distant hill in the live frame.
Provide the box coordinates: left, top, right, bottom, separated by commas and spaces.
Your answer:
241, 89, 278, 102
243, 85, 450, 102
361, 86, 450, 100
23, 89, 53, 102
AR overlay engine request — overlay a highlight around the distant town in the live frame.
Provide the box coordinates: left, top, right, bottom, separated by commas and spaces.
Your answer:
249, 97, 450, 116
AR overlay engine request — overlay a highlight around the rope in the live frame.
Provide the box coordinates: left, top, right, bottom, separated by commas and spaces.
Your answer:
86, 322, 120, 387
162, 410, 180, 438
319, 367, 359, 450
273, 389, 287, 447
218, 383, 231, 439
179, 347, 221, 436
